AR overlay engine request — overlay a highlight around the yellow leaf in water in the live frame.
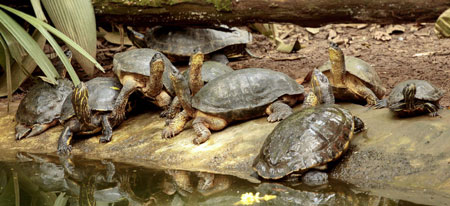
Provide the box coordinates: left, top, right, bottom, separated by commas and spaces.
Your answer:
110, 86, 121, 91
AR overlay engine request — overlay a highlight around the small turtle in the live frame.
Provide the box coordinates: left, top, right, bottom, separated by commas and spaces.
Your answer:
252, 104, 365, 182
15, 79, 73, 140
127, 26, 251, 63
111, 49, 175, 121
376, 80, 444, 117
317, 42, 386, 105
57, 77, 123, 154
163, 66, 304, 144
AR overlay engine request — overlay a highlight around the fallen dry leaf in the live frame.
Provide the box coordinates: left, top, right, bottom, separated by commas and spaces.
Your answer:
328, 29, 337, 40
372, 31, 392, 41
305, 27, 320, 35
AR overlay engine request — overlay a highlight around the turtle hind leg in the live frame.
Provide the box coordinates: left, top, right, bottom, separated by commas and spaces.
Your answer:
99, 114, 113, 143
15, 124, 31, 140
374, 99, 388, 109
27, 120, 58, 138
266, 100, 293, 123
192, 112, 227, 145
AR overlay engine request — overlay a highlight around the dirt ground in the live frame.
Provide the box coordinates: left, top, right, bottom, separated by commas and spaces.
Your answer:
3, 22, 450, 107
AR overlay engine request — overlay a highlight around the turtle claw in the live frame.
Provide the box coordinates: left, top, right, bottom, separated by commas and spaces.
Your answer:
162, 128, 176, 139
57, 145, 72, 155
267, 111, 291, 122
99, 136, 111, 143
193, 133, 210, 145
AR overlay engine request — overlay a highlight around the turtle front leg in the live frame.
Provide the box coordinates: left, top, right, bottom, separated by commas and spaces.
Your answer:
347, 83, 379, 106
27, 120, 58, 138
192, 112, 227, 145
374, 99, 388, 109
424, 102, 440, 117
57, 119, 81, 155
111, 78, 137, 123
99, 114, 114, 143
266, 100, 293, 122
162, 110, 191, 139
15, 124, 31, 140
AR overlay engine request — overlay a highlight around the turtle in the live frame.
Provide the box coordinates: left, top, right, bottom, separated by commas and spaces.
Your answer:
162, 66, 305, 145
15, 51, 75, 140
375, 80, 444, 117
57, 77, 124, 154
252, 104, 365, 182
163, 52, 234, 120
127, 26, 251, 63
317, 42, 386, 106
111, 49, 175, 122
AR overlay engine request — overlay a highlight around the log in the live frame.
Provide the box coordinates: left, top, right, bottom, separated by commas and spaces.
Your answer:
93, 0, 450, 27
3, 0, 450, 27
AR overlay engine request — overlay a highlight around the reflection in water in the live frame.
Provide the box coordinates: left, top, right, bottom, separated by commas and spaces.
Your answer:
0, 153, 430, 206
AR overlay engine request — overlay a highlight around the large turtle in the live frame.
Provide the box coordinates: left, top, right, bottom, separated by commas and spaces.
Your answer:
15, 79, 73, 140
111, 49, 174, 121
317, 42, 386, 106
163, 66, 305, 144
376, 80, 444, 117
57, 77, 124, 154
127, 26, 251, 63
253, 69, 364, 184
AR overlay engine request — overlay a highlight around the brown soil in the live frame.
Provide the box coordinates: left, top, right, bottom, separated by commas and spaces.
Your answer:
3, 23, 450, 108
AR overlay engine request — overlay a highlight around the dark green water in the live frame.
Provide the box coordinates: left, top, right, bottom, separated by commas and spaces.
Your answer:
0, 152, 428, 206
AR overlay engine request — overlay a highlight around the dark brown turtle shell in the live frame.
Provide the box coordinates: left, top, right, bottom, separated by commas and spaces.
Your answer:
253, 104, 355, 179
387, 80, 444, 104
60, 77, 122, 122
16, 79, 73, 126
318, 56, 385, 99
144, 26, 251, 56
191, 68, 304, 121
112, 48, 175, 95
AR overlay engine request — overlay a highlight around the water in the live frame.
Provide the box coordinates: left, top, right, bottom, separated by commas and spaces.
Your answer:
0, 152, 428, 206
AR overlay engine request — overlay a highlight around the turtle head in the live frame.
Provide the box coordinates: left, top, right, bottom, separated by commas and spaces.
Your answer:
126, 26, 146, 48
188, 50, 205, 95
403, 83, 416, 110
353, 116, 365, 134
311, 68, 335, 104
150, 53, 165, 73
328, 42, 346, 87
301, 92, 320, 108
72, 82, 91, 125
147, 53, 166, 97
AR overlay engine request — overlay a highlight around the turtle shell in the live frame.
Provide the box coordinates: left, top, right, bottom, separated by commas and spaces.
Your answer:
183, 61, 234, 84
253, 104, 355, 179
144, 26, 251, 56
192, 68, 304, 120
112, 48, 175, 95
387, 80, 444, 104
60, 77, 121, 122
16, 79, 73, 125
318, 56, 385, 98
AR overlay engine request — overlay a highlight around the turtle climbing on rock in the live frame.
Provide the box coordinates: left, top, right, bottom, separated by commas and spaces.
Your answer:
162, 66, 305, 145
375, 80, 444, 117
317, 42, 385, 106
253, 69, 365, 185
57, 77, 125, 154
111, 49, 175, 121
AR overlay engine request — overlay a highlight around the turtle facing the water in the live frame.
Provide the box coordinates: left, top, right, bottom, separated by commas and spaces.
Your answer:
376, 80, 444, 117
163, 66, 305, 145
253, 69, 364, 185
57, 77, 124, 154
318, 42, 385, 105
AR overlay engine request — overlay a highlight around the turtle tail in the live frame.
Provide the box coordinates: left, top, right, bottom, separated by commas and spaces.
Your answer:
72, 82, 91, 125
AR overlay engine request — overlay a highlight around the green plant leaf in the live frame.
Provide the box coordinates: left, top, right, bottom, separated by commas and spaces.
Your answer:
0, 9, 58, 84
0, 24, 26, 64
0, 34, 12, 112
30, 0, 47, 22
41, 0, 98, 77
33, 23, 80, 85
0, 4, 104, 73
0, 30, 46, 97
